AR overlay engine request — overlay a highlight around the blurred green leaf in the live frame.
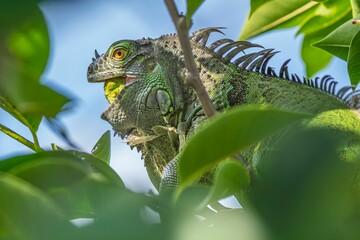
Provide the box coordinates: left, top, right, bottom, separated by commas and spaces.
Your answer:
0, 151, 164, 238
8, 154, 90, 191
175, 185, 211, 212
0, 172, 75, 240
205, 159, 250, 204
0, 151, 125, 188
0, 96, 41, 133
177, 159, 249, 211
0, 151, 125, 219
186, 0, 205, 27
250, 127, 360, 239
348, 30, 360, 85
313, 15, 360, 61
75, 151, 126, 188
76, 184, 165, 240
240, 0, 319, 40
0, 1, 70, 119
178, 105, 310, 189
351, 0, 360, 17
91, 130, 111, 164
6, 12, 49, 79
8, 155, 95, 219
0, 95, 42, 151
178, 208, 266, 240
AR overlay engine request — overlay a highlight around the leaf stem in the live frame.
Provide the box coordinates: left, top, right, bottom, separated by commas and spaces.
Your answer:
0, 123, 41, 152
30, 129, 41, 152
164, 0, 217, 118
351, 0, 360, 18
1, 96, 42, 151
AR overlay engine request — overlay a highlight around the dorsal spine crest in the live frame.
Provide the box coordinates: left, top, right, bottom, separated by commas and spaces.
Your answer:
188, 27, 360, 109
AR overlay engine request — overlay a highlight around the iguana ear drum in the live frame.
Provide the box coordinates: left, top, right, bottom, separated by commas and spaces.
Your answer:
145, 88, 174, 116
156, 89, 173, 116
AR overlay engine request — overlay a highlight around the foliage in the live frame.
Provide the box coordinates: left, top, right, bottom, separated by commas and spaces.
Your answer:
0, 0, 360, 240
241, 0, 360, 83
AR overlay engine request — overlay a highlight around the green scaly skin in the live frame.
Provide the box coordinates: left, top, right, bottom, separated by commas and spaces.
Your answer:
87, 28, 360, 190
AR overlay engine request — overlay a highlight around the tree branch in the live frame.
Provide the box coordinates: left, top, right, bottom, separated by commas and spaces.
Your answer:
164, 0, 217, 118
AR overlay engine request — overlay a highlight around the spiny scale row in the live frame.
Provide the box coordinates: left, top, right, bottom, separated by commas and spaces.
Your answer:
190, 27, 360, 108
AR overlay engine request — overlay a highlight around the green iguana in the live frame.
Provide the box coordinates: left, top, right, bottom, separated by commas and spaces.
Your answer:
87, 27, 360, 190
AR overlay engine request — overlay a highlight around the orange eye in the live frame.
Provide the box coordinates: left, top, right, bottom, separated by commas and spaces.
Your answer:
112, 48, 126, 60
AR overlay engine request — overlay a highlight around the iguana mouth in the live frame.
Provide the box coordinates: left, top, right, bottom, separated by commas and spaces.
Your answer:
89, 72, 139, 103
103, 74, 138, 103
103, 76, 126, 103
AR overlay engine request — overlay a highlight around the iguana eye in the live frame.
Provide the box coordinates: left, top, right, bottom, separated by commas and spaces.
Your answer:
112, 48, 127, 60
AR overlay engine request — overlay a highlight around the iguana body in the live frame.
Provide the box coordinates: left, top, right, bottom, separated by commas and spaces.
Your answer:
87, 28, 360, 190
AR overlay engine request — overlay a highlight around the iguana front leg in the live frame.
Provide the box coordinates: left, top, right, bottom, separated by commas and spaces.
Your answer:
160, 110, 209, 190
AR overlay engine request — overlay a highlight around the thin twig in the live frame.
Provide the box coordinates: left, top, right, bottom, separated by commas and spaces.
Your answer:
0, 96, 41, 151
164, 0, 217, 118
0, 123, 42, 152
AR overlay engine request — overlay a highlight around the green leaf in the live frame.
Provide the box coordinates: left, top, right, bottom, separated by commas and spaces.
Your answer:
0, 2, 70, 119
6, 11, 49, 79
76, 186, 164, 240
91, 130, 111, 164
250, 0, 274, 16
301, 30, 333, 77
178, 105, 310, 188
74, 151, 126, 188
348, 29, 360, 85
0, 95, 41, 133
250, 128, 360, 239
351, 0, 360, 17
240, 0, 319, 40
300, 9, 351, 76
1, 151, 125, 219
0, 95, 43, 151
178, 208, 266, 240
175, 185, 211, 212
297, 0, 351, 36
177, 159, 250, 210
205, 159, 250, 204
7, 155, 96, 218
8, 155, 91, 192
314, 16, 360, 61
0, 172, 75, 239
186, 0, 205, 27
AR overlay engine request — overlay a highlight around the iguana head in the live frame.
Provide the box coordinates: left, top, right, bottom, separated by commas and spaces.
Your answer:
87, 38, 182, 138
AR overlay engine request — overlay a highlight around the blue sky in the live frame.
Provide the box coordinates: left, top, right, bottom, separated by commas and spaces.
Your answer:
0, 0, 350, 192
